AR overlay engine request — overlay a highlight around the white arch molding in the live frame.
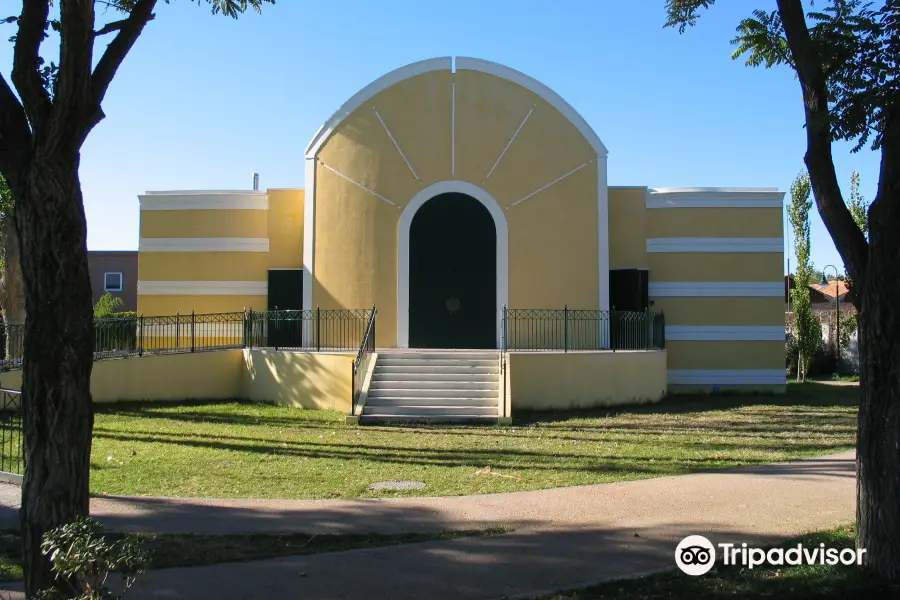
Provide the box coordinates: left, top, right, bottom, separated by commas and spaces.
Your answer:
302, 57, 611, 331
398, 181, 508, 349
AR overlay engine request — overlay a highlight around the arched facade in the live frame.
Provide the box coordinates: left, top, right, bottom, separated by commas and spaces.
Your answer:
136, 56, 788, 393
303, 57, 610, 348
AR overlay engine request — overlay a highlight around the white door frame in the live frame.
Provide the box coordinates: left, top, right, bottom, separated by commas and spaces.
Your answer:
397, 180, 509, 349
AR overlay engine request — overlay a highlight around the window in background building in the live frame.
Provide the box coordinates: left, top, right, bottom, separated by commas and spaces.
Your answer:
104, 272, 123, 292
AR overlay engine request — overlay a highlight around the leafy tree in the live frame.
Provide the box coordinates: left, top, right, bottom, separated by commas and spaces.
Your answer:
0, 1, 274, 595
92, 292, 124, 319
665, 0, 900, 581
787, 171, 820, 381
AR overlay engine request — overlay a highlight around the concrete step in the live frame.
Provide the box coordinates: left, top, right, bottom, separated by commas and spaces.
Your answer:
365, 396, 497, 407
369, 380, 498, 391
377, 358, 498, 368
359, 415, 499, 425
367, 387, 497, 399
371, 372, 499, 383
379, 351, 499, 360
375, 365, 499, 375
361, 405, 497, 416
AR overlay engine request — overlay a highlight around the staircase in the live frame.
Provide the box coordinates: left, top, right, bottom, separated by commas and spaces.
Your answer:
360, 350, 501, 423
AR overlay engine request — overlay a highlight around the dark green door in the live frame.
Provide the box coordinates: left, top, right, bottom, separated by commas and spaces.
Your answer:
409, 193, 496, 349
609, 269, 649, 349
267, 270, 303, 348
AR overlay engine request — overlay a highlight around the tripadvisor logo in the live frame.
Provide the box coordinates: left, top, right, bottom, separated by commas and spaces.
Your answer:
675, 535, 866, 576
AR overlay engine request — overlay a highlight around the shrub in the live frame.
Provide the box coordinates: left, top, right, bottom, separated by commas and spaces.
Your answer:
786, 336, 838, 378
36, 517, 151, 599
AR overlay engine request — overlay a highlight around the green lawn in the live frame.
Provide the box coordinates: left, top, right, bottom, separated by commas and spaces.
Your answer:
89, 383, 857, 499
542, 525, 900, 600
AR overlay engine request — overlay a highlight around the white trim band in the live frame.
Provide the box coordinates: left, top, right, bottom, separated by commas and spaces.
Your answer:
139, 238, 270, 253
647, 188, 784, 209
137, 281, 267, 295
647, 238, 783, 253
139, 193, 268, 211
665, 326, 786, 341
668, 369, 786, 385
649, 282, 784, 297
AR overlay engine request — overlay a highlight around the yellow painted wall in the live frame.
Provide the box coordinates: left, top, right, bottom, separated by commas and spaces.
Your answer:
649, 253, 782, 282
137, 296, 263, 316
313, 68, 600, 346
509, 350, 667, 410
267, 189, 305, 269
1, 351, 243, 402
2, 349, 352, 410
242, 350, 354, 412
653, 297, 784, 326
608, 187, 648, 268
646, 208, 783, 238
140, 210, 268, 238
140, 253, 270, 282
666, 341, 785, 370
137, 189, 305, 317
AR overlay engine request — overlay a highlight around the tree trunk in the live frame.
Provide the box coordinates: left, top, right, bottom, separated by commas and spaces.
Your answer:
13, 155, 95, 597
856, 111, 900, 581
1, 215, 26, 358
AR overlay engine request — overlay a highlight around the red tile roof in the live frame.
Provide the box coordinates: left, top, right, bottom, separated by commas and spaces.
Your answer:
814, 280, 850, 298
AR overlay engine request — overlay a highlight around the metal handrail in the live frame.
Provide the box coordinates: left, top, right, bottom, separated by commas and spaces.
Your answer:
351, 307, 377, 415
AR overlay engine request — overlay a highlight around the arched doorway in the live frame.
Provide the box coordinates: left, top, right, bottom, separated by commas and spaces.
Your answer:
408, 193, 497, 349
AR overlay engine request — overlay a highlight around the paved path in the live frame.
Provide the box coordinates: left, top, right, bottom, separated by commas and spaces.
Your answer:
0, 451, 856, 600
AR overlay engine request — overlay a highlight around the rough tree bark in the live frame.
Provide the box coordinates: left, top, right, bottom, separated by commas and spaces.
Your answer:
10, 157, 96, 595
776, 0, 900, 581
856, 107, 900, 580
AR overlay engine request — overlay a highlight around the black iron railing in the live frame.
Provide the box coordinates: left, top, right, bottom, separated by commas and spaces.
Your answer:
245, 308, 375, 352
502, 307, 666, 351
0, 389, 23, 476
0, 308, 377, 369
351, 308, 377, 415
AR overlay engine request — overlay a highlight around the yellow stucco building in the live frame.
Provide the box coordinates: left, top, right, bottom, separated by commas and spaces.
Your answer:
137, 57, 786, 419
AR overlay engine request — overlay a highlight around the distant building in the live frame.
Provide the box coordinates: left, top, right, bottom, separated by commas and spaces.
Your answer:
88, 251, 137, 312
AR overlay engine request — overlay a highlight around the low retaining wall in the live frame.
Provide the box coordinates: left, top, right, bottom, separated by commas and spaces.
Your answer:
0, 350, 244, 402
509, 350, 668, 410
242, 350, 355, 412
0, 349, 355, 409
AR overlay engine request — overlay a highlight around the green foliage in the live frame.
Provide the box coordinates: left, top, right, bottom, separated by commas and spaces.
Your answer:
847, 170, 869, 239
788, 171, 820, 381
0, 174, 11, 220
666, 0, 900, 152
786, 334, 838, 379
93, 293, 123, 319
36, 517, 151, 600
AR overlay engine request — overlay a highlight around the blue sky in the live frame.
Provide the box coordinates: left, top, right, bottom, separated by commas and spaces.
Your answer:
1, 0, 881, 275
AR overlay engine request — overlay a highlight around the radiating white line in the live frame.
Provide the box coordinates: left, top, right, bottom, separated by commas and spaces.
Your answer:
374, 108, 420, 182
485, 106, 533, 182
319, 162, 398, 208
451, 82, 456, 177
509, 162, 590, 208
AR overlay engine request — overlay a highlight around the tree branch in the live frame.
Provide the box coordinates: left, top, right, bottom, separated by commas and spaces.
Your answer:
776, 0, 869, 291
0, 72, 33, 178
87, 0, 157, 133
11, 0, 52, 132
94, 15, 155, 37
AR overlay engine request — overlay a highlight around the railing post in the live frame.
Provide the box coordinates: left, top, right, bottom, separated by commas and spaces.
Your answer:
564, 305, 569, 353
501, 305, 508, 352
316, 305, 321, 352
138, 314, 144, 357
249, 307, 254, 350
175, 312, 180, 350
191, 311, 196, 352
274, 306, 280, 351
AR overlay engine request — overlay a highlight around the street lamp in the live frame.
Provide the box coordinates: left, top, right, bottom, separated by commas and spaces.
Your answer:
821, 264, 841, 366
